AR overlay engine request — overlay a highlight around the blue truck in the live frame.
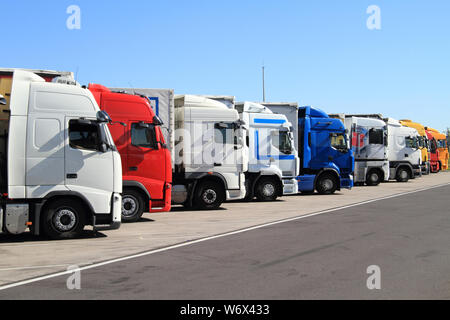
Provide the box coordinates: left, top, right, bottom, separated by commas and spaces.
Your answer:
263, 103, 355, 194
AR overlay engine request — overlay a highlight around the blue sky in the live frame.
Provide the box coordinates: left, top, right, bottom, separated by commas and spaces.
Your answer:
2, 0, 450, 131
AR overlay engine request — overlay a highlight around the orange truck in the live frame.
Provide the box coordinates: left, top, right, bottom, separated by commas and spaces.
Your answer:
426, 127, 449, 171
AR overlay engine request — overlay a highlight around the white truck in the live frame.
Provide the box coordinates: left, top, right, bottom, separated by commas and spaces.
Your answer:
235, 101, 298, 201
0, 70, 122, 239
111, 88, 247, 210
344, 114, 422, 182
330, 115, 390, 186
385, 117, 422, 182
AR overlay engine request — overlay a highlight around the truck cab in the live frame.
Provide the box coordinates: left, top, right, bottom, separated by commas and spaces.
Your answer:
236, 102, 298, 201
172, 95, 247, 209
400, 120, 431, 175
297, 106, 354, 194
425, 128, 441, 172
426, 127, 448, 171
333, 115, 389, 186
89, 84, 172, 222
385, 118, 422, 182
0, 70, 122, 239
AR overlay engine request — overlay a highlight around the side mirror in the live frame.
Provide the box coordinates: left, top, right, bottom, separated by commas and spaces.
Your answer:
215, 122, 229, 129
0, 94, 6, 106
97, 111, 112, 123
153, 115, 164, 126
99, 143, 108, 153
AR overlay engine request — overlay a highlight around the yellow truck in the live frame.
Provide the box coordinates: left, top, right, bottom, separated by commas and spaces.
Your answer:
400, 120, 430, 174
426, 127, 449, 171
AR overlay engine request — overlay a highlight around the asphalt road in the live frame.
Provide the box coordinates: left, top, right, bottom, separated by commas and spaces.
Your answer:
2, 184, 450, 300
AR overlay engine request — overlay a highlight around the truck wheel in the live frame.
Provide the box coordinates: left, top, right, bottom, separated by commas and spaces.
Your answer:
255, 177, 278, 201
194, 181, 225, 210
41, 199, 86, 240
366, 170, 382, 186
396, 168, 410, 182
316, 173, 338, 195
122, 189, 145, 222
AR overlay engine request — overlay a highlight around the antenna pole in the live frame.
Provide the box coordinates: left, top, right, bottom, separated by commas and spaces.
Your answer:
262, 65, 266, 102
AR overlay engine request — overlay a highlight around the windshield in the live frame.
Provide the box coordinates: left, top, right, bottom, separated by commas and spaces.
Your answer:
438, 139, 448, 149
330, 133, 347, 151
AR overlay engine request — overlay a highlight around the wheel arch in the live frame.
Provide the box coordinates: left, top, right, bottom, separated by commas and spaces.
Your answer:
254, 174, 283, 197
314, 168, 340, 191
123, 181, 151, 213
36, 192, 94, 235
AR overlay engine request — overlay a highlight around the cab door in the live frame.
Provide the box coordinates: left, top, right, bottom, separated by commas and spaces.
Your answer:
65, 118, 114, 210
127, 121, 166, 200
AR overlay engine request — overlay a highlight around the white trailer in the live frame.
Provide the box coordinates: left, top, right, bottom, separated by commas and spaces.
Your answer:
0, 70, 122, 239
111, 88, 246, 210
235, 102, 298, 201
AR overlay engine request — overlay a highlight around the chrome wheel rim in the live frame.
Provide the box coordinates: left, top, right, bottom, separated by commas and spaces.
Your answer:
322, 178, 334, 191
202, 189, 217, 204
262, 183, 275, 197
370, 173, 379, 182
122, 196, 138, 217
53, 209, 77, 232
400, 171, 408, 179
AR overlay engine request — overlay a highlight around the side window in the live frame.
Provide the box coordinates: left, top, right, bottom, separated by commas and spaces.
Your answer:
131, 123, 157, 149
405, 137, 416, 148
214, 123, 236, 145
330, 133, 347, 150
69, 120, 100, 151
271, 131, 292, 155
369, 129, 384, 145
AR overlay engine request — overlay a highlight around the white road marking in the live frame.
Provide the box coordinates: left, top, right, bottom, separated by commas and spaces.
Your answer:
0, 263, 92, 272
0, 182, 449, 291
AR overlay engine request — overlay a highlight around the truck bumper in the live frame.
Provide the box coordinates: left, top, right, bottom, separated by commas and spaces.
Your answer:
413, 165, 422, 178
226, 173, 246, 201
422, 162, 430, 175
340, 175, 354, 190
110, 193, 122, 229
150, 183, 172, 213
282, 178, 298, 195
297, 175, 315, 192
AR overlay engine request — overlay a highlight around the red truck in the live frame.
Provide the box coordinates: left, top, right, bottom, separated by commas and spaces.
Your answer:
89, 84, 172, 222
425, 129, 440, 173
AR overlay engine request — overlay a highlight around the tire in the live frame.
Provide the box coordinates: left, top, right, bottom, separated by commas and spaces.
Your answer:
121, 189, 146, 222
316, 173, 338, 195
396, 167, 410, 182
255, 177, 278, 201
41, 199, 86, 240
366, 170, 382, 186
194, 181, 225, 210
